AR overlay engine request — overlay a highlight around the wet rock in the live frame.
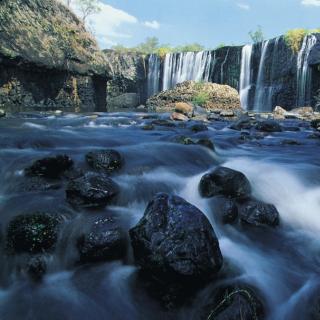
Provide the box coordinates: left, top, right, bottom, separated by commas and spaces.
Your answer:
27, 256, 47, 282
220, 110, 234, 117
273, 106, 287, 119
204, 285, 264, 320
199, 167, 251, 199
25, 155, 74, 179
0, 109, 6, 118
141, 124, 154, 131
197, 138, 215, 151
283, 126, 300, 132
151, 119, 176, 127
6, 213, 59, 254
170, 112, 189, 122
66, 173, 119, 208
311, 119, 320, 130
172, 135, 195, 145
86, 149, 123, 174
129, 193, 223, 282
255, 120, 282, 132
190, 123, 208, 133
281, 139, 301, 145
77, 217, 126, 264
217, 198, 238, 224
239, 199, 280, 227
230, 115, 253, 131
308, 133, 320, 139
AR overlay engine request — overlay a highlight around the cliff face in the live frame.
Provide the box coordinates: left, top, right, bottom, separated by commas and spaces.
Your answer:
0, 0, 110, 112
104, 51, 147, 111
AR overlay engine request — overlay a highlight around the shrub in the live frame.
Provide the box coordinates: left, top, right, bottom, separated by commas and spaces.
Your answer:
284, 29, 308, 53
192, 91, 210, 107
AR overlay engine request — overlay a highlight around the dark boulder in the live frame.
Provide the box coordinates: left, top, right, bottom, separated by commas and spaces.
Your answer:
204, 285, 264, 320
77, 217, 127, 264
199, 167, 251, 199
6, 213, 59, 254
25, 155, 74, 179
66, 173, 119, 208
255, 120, 282, 132
129, 193, 223, 283
190, 124, 208, 133
86, 150, 123, 174
230, 116, 253, 131
239, 200, 280, 227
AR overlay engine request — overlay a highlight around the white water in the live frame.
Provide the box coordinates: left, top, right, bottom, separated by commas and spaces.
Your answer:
239, 45, 253, 110
147, 54, 160, 97
296, 34, 317, 107
162, 51, 212, 91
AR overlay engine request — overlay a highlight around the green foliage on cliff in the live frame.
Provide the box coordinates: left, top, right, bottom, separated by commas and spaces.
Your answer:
0, 0, 108, 76
111, 37, 205, 56
249, 25, 264, 43
285, 28, 320, 53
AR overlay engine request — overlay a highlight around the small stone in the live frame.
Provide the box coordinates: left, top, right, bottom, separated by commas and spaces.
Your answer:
170, 112, 189, 122
190, 123, 208, 133
86, 149, 122, 174
0, 109, 6, 118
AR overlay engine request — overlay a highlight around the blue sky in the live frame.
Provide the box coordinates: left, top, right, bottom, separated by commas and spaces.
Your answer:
80, 0, 320, 49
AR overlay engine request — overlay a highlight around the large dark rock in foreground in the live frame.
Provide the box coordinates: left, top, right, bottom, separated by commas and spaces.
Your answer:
239, 199, 280, 227
25, 155, 73, 179
77, 217, 127, 264
66, 173, 119, 208
255, 120, 282, 132
6, 213, 59, 254
129, 193, 223, 283
199, 166, 251, 199
204, 285, 264, 320
86, 150, 123, 174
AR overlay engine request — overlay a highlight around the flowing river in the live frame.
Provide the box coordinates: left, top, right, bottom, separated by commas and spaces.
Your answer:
0, 112, 319, 320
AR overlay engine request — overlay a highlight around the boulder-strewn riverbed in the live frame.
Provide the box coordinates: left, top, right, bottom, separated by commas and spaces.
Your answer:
0, 112, 320, 320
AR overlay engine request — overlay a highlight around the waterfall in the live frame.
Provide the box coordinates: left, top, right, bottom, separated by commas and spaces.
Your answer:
239, 45, 253, 110
147, 54, 161, 97
253, 40, 271, 112
220, 48, 230, 83
296, 34, 317, 107
162, 51, 212, 91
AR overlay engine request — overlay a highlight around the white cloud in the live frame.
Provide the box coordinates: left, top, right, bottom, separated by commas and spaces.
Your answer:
237, 2, 251, 10
301, 0, 320, 5
143, 20, 160, 30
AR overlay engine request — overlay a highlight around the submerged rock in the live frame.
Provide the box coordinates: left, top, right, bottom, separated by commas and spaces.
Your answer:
197, 138, 215, 151
66, 173, 119, 208
255, 120, 282, 132
129, 193, 223, 282
6, 213, 59, 254
25, 155, 74, 179
190, 123, 208, 133
151, 119, 176, 127
239, 200, 280, 227
77, 217, 126, 264
199, 166, 251, 199
86, 149, 123, 174
230, 115, 253, 131
27, 255, 47, 282
204, 285, 264, 320
173, 135, 195, 145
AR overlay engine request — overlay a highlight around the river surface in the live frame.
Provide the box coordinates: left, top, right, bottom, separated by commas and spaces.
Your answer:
0, 112, 319, 320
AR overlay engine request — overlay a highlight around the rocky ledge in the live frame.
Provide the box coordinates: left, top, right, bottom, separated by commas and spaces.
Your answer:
146, 80, 241, 113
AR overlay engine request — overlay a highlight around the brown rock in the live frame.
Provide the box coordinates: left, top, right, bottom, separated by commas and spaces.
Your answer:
174, 102, 193, 116
170, 112, 189, 121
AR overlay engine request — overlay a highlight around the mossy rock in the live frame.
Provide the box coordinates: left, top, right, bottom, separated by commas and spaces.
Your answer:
6, 213, 60, 254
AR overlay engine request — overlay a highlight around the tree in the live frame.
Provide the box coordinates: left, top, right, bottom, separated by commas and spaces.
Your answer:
136, 37, 159, 54
249, 25, 264, 43
76, 0, 101, 23
175, 43, 204, 52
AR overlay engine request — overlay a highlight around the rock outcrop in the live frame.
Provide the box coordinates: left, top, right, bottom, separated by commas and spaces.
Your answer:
146, 80, 241, 112
104, 50, 147, 111
0, 0, 110, 112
